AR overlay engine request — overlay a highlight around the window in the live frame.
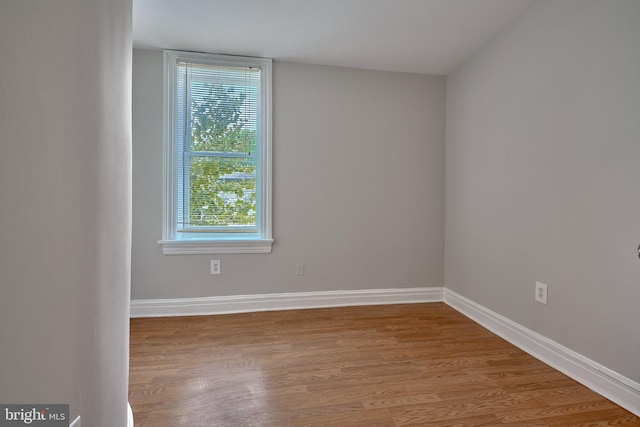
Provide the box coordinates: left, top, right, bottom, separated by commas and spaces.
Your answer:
159, 50, 272, 254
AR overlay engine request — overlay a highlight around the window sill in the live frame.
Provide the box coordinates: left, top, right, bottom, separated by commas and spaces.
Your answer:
158, 239, 273, 255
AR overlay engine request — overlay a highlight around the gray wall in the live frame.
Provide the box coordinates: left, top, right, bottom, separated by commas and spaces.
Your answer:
0, 1, 132, 425
132, 50, 445, 299
445, 0, 640, 382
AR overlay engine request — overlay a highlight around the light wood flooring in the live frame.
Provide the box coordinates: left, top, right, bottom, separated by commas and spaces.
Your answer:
129, 303, 640, 426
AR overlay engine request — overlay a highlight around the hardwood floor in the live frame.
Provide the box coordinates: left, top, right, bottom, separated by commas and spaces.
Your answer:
129, 303, 639, 426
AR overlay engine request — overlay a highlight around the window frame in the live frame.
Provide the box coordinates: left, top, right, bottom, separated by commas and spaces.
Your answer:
159, 50, 273, 255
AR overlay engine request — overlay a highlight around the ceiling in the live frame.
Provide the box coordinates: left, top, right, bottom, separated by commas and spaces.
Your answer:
133, 0, 533, 76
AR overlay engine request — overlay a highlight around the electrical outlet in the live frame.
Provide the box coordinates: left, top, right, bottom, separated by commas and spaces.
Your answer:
296, 263, 304, 276
210, 260, 221, 275
535, 282, 548, 304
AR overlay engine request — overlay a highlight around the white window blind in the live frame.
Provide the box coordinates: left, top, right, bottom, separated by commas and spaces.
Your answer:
176, 62, 260, 232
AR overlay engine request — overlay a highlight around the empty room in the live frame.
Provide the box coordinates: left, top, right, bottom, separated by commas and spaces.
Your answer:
1, 0, 639, 426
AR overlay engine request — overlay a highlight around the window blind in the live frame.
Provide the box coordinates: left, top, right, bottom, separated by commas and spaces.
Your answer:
175, 61, 261, 232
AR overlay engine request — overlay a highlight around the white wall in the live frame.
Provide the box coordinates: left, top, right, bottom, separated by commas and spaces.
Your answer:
0, 1, 132, 425
132, 50, 445, 299
446, 0, 640, 382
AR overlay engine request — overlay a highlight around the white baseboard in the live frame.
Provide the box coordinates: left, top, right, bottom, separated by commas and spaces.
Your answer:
130, 287, 444, 318
67, 404, 131, 427
128, 402, 134, 427
444, 289, 640, 417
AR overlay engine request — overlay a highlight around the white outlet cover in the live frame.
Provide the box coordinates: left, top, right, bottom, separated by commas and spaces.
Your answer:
535, 281, 548, 304
210, 260, 221, 275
